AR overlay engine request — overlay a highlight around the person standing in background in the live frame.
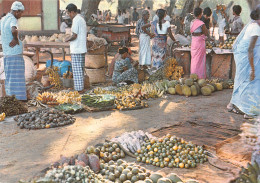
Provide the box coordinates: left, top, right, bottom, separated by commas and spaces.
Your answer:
226, 5, 244, 36
212, 5, 219, 37
65, 3, 87, 93
1, 1, 26, 100
117, 10, 125, 24
60, 15, 70, 33
201, 7, 212, 30
217, 5, 227, 44
132, 8, 139, 26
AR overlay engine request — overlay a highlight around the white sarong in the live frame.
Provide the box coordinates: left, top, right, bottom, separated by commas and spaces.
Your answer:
139, 33, 151, 66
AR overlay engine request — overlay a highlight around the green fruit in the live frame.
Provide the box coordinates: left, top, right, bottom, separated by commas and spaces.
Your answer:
157, 178, 173, 183
201, 86, 212, 96
150, 173, 163, 183
144, 179, 153, 183
120, 174, 127, 182
182, 85, 191, 97
206, 84, 215, 92
86, 146, 95, 154
166, 173, 183, 183
194, 82, 201, 94
122, 169, 131, 175
185, 79, 194, 87
127, 172, 133, 180
132, 167, 139, 175
139, 173, 146, 180
190, 74, 198, 81
190, 85, 198, 96
167, 87, 176, 95
186, 179, 199, 183
198, 79, 206, 87
109, 173, 116, 181
215, 83, 223, 91
131, 175, 139, 182
175, 84, 183, 95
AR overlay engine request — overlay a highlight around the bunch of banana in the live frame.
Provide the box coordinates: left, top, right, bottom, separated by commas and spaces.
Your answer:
63, 71, 73, 79
232, 161, 260, 183
36, 92, 58, 105
46, 66, 62, 89
164, 57, 184, 80
115, 95, 148, 110
141, 82, 164, 98
53, 91, 81, 104
0, 113, 5, 121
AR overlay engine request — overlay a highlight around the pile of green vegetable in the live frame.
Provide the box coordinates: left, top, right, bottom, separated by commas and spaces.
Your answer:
81, 94, 115, 108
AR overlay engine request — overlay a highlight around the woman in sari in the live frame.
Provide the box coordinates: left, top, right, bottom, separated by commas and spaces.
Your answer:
151, 9, 177, 69
190, 8, 210, 79
227, 6, 260, 118
112, 47, 138, 85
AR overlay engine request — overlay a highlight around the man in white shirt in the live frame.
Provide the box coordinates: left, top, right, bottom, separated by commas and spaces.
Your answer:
60, 15, 69, 33
65, 3, 87, 93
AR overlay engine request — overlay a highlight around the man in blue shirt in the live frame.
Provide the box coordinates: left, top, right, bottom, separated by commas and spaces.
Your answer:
1, 1, 26, 100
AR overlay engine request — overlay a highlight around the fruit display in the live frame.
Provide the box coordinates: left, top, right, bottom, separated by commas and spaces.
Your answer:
115, 95, 148, 110
0, 95, 28, 116
164, 57, 184, 80
110, 131, 157, 154
86, 142, 126, 163
100, 159, 150, 182
36, 92, 59, 105
14, 108, 76, 129
0, 112, 6, 121
218, 36, 236, 50
45, 66, 63, 89
81, 94, 115, 108
36, 91, 81, 105
55, 103, 85, 114
136, 134, 208, 169
37, 165, 106, 183
231, 161, 260, 183
206, 41, 216, 49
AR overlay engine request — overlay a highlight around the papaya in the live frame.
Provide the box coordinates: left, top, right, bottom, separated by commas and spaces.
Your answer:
175, 84, 183, 95
182, 85, 191, 97
201, 86, 212, 96
190, 85, 198, 96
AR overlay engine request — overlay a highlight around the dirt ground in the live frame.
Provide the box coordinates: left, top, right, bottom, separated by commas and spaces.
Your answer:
0, 38, 251, 183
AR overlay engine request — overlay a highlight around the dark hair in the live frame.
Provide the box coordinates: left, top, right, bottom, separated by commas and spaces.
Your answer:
118, 10, 121, 15
123, 9, 126, 14
233, 5, 242, 16
157, 9, 166, 30
148, 7, 150, 10
119, 47, 128, 54
77, 9, 81, 13
66, 3, 77, 13
134, 8, 136, 11
203, 7, 212, 17
250, 6, 260, 20
194, 7, 202, 17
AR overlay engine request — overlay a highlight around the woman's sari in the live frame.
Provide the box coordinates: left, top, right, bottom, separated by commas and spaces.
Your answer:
190, 19, 206, 79
151, 20, 167, 69
230, 21, 260, 116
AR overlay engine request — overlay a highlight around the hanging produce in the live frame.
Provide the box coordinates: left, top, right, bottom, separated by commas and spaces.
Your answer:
164, 57, 184, 80
136, 134, 208, 169
0, 96, 28, 116
45, 66, 63, 89
14, 108, 76, 129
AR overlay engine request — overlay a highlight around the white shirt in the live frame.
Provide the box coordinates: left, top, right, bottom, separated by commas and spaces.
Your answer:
70, 14, 87, 54
60, 22, 68, 33
153, 15, 171, 22
156, 21, 171, 34
242, 22, 260, 41
118, 15, 124, 24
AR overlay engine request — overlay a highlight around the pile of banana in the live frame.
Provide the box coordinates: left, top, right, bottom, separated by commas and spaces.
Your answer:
46, 66, 62, 89
115, 95, 148, 110
232, 161, 260, 183
164, 57, 184, 80
36, 93, 59, 105
36, 91, 81, 105
0, 113, 6, 121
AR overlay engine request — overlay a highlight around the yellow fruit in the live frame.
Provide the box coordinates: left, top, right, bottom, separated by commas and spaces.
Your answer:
154, 148, 158, 152
154, 157, 159, 162
182, 85, 192, 97
175, 158, 180, 163
215, 83, 223, 91
173, 146, 178, 151
175, 84, 183, 95
201, 86, 212, 96
179, 163, 184, 168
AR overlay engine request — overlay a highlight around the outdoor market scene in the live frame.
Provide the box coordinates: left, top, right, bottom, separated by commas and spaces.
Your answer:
0, 0, 259, 182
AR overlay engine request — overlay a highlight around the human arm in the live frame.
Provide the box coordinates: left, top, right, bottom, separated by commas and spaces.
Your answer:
9, 26, 19, 48
248, 36, 258, 81
141, 23, 155, 38
65, 32, 77, 42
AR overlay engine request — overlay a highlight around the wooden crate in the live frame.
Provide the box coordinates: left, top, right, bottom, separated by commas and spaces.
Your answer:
211, 54, 233, 79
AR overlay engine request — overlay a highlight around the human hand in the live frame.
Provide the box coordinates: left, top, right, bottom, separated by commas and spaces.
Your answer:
9, 39, 19, 48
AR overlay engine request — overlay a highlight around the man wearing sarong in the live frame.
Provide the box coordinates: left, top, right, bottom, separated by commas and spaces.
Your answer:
65, 3, 87, 93
1, 1, 26, 100
136, 10, 154, 69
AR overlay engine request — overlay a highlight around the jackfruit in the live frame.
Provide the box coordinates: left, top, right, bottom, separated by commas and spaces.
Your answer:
185, 79, 194, 87
201, 86, 212, 96
221, 81, 229, 89
179, 78, 185, 85
198, 79, 207, 87
215, 83, 223, 91
194, 82, 201, 94
182, 85, 191, 97
175, 84, 183, 95
167, 88, 176, 95
207, 84, 215, 92
190, 85, 198, 96
190, 73, 198, 81
168, 80, 178, 88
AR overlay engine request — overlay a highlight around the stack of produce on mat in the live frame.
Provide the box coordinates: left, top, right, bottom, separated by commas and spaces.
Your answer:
231, 161, 260, 183
0, 96, 28, 116
136, 134, 208, 169
0, 113, 6, 121
36, 92, 59, 105
240, 121, 260, 146
45, 66, 63, 89
37, 165, 106, 183
110, 130, 157, 154
217, 36, 236, 50
37, 91, 81, 105
14, 108, 76, 129
81, 94, 115, 108
164, 57, 184, 80
85, 143, 126, 163
55, 103, 84, 114
115, 95, 148, 110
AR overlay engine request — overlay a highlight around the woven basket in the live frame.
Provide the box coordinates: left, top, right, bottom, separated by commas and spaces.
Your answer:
87, 45, 106, 55
85, 54, 105, 69
85, 67, 106, 84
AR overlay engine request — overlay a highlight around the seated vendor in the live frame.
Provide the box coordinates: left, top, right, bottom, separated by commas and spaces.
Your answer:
112, 47, 138, 85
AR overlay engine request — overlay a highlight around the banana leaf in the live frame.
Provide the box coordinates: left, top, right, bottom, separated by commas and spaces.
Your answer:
55, 104, 84, 114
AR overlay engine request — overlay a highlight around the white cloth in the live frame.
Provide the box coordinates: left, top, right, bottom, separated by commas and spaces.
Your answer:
11, 1, 25, 11
139, 33, 151, 65
118, 15, 124, 24
60, 22, 68, 33
242, 22, 260, 41
153, 15, 171, 22
70, 14, 87, 54
156, 21, 170, 34
217, 13, 226, 36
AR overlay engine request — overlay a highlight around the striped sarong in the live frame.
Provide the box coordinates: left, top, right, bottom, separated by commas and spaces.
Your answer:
71, 53, 85, 91
4, 54, 27, 100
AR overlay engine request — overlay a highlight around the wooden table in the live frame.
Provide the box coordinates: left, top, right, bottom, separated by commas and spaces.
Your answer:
24, 42, 70, 68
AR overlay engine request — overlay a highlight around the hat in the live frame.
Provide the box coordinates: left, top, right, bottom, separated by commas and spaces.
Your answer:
11, 1, 25, 11
91, 14, 98, 19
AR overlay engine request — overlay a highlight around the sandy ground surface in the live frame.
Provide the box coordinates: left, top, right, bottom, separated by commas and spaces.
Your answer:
0, 90, 248, 183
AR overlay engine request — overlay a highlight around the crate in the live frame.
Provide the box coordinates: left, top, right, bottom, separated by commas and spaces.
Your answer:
211, 54, 233, 79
